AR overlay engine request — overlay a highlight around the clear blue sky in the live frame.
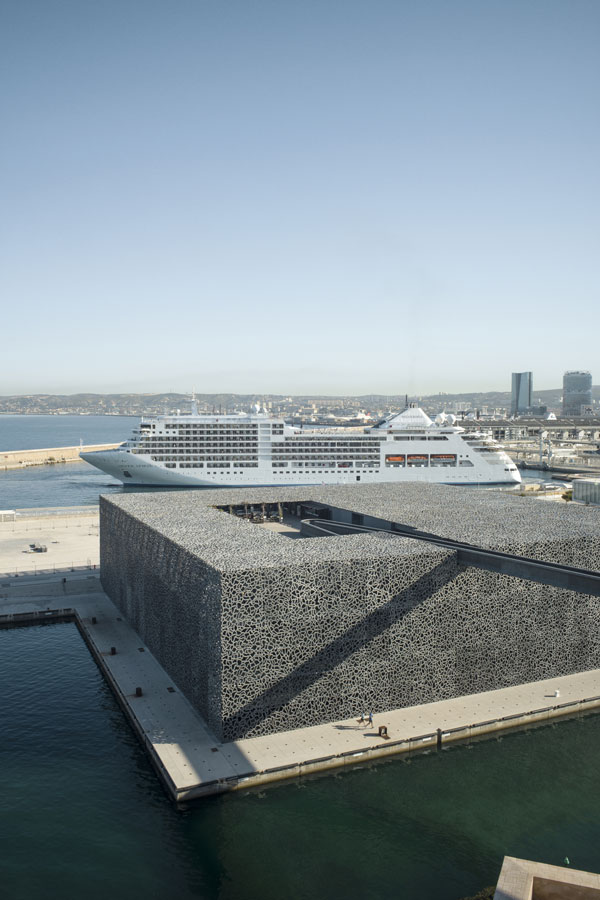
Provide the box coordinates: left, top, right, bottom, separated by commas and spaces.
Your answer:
1, 0, 598, 395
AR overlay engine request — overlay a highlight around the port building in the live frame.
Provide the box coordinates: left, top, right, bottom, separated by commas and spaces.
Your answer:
573, 478, 600, 506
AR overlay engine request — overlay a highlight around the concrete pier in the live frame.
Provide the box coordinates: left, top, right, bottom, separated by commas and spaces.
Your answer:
1, 574, 600, 805
0, 443, 118, 471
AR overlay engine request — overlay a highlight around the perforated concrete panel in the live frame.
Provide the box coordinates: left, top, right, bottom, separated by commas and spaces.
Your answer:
100, 484, 600, 740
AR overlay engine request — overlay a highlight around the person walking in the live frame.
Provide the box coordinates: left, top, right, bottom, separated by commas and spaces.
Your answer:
368, 711, 373, 728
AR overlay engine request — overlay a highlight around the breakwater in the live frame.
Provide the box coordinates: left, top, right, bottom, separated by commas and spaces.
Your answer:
1, 444, 119, 471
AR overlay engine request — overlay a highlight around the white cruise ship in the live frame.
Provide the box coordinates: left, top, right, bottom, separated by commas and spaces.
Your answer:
80, 404, 521, 487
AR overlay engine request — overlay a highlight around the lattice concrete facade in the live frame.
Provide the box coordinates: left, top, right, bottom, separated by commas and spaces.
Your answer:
100, 485, 600, 741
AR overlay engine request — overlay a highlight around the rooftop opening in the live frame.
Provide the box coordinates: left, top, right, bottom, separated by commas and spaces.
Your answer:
215, 501, 399, 540
215, 500, 335, 539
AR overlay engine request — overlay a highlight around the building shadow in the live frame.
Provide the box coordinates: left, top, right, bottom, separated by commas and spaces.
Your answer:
223, 556, 457, 739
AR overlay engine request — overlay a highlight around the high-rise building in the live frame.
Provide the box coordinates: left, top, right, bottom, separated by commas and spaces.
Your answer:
563, 371, 592, 416
511, 372, 532, 415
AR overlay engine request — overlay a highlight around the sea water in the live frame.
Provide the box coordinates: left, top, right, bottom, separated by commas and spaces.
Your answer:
0, 415, 130, 508
0, 414, 135, 451
1, 621, 600, 900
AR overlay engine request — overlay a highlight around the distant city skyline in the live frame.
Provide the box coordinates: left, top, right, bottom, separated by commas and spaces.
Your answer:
2, 0, 599, 394
0, 371, 597, 398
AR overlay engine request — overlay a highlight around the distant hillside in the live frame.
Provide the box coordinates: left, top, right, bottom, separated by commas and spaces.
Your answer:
0, 387, 598, 415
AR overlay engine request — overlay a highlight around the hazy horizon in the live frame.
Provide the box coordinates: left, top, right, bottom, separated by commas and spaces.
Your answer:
0, 382, 585, 400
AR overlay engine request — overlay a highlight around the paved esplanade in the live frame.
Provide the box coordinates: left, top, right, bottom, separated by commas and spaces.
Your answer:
0, 508, 99, 575
100, 483, 600, 743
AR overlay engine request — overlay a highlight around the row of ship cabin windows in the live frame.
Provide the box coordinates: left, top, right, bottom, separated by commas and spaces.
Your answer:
142, 440, 377, 446
170, 463, 260, 469
392, 435, 449, 441
138, 441, 259, 447
162, 424, 261, 430
163, 461, 379, 469
159, 426, 285, 435
170, 464, 381, 474
161, 457, 473, 469
385, 454, 472, 468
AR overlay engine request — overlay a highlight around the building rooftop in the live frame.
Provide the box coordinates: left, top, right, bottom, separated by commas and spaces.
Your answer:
101, 483, 600, 572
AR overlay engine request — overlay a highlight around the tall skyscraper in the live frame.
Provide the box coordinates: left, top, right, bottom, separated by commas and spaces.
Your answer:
511, 372, 532, 415
563, 371, 592, 416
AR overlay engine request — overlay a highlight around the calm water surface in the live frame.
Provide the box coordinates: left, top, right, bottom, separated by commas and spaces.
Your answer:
0, 414, 135, 451
0, 460, 122, 508
0, 416, 131, 507
1, 622, 599, 900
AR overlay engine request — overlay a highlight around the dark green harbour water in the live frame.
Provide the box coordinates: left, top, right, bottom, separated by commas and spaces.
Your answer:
2, 622, 599, 900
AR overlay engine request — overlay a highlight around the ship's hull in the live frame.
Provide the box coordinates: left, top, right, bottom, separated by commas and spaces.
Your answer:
80, 448, 521, 487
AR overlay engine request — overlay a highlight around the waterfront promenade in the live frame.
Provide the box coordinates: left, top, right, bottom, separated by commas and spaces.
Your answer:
2, 572, 600, 804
